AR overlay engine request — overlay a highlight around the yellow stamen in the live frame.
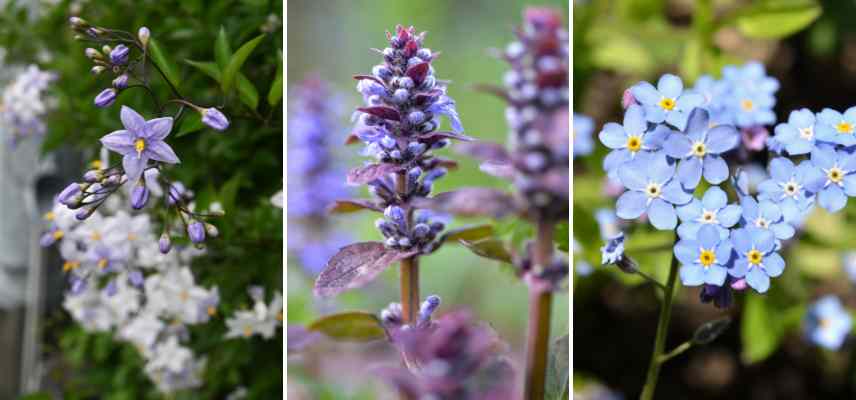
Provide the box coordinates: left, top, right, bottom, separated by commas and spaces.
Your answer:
698, 249, 716, 267
91, 232, 101, 241
97, 258, 108, 269
626, 136, 642, 152
52, 230, 64, 240
740, 99, 754, 111
828, 167, 844, 183
207, 306, 217, 316
62, 261, 80, 272
747, 249, 763, 265
90, 159, 103, 170
135, 138, 146, 155
692, 142, 706, 157
658, 98, 676, 111
179, 290, 189, 302
44, 211, 56, 221
836, 122, 854, 134
243, 326, 253, 337
128, 233, 137, 241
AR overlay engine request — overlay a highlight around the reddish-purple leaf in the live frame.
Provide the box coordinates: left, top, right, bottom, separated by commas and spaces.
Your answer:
415, 188, 518, 218
357, 106, 401, 121
352, 74, 386, 87
433, 158, 459, 170
347, 163, 402, 186
456, 142, 511, 164
418, 131, 475, 142
328, 199, 382, 214
405, 62, 430, 84
314, 242, 417, 298
287, 325, 322, 353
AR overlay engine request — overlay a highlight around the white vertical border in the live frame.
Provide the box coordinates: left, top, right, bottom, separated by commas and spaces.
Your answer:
282, 0, 289, 398
567, 0, 575, 399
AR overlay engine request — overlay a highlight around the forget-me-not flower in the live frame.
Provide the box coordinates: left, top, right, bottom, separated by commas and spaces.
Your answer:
815, 107, 856, 147
573, 113, 595, 158
599, 104, 669, 174
757, 157, 818, 222
805, 146, 856, 212
615, 152, 692, 230
772, 109, 818, 155
739, 196, 795, 241
729, 228, 785, 294
629, 74, 703, 130
676, 186, 742, 240
676, 225, 732, 287
804, 295, 852, 350
100, 106, 179, 183
663, 108, 739, 188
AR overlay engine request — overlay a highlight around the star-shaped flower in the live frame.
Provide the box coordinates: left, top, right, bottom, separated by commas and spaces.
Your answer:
100, 106, 180, 183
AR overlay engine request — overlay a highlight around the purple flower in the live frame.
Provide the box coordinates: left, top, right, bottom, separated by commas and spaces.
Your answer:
113, 74, 129, 89
202, 108, 230, 131
187, 221, 206, 244
100, 106, 179, 183
57, 183, 81, 205
94, 88, 117, 108
128, 270, 144, 287
110, 44, 129, 65
159, 233, 172, 254
138, 27, 150, 48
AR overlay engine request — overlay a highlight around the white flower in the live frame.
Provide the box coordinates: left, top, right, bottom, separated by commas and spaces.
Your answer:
270, 190, 283, 208
118, 312, 164, 357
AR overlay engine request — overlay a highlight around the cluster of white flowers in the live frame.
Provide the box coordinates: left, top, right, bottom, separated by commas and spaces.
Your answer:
0, 63, 56, 143
224, 286, 283, 340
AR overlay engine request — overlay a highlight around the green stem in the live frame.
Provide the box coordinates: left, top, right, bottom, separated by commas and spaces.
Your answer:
639, 235, 680, 400
657, 341, 692, 364
635, 269, 666, 291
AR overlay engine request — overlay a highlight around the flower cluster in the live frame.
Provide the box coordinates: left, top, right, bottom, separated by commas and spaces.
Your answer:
286, 77, 351, 274
0, 64, 56, 143
376, 311, 515, 400
502, 7, 569, 222
224, 286, 283, 339
573, 113, 594, 158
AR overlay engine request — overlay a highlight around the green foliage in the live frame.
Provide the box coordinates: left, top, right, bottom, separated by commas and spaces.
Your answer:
307, 312, 386, 342
729, 0, 822, 39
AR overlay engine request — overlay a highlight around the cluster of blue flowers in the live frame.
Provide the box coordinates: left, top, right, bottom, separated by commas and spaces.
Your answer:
597, 61, 856, 303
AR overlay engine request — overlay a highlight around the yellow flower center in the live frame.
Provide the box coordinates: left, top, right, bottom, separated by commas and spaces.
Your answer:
91, 232, 101, 241
207, 306, 217, 316
626, 135, 642, 152
44, 211, 55, 221
62, 261, 80, 272
698, 249, 716, 267
799, 126, 814, 139
90, 159, 103, 170
692, 142, 706, 157
747, 249, 763, 265
97, 258, 108, 269
128, 233, 137, 241
135, 138, 146, 155
645, 183, 661, 198
276, 311, 283, 321
179, 290, 189, 302
836, 122, 854, 134
740, 99, 754, 111
820, 318, 831, 329
658, 98, 676, 111
243, 325, 253, 337
52, 230, 64, 240
828, 167, 844, 183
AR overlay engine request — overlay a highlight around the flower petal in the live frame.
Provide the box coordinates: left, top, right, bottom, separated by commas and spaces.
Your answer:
663, 133, 692, 158
146, 117, 174, 140
616, 190, 648, 219
146, 141, 181, 164
630, 82, 660, 105
123, 154, 147, 183
819, 184, 847, 212
679, 264, 705, 286
705, 125, 739, 154
100, 129, 135, 154
704, 265, 727, 286
677, 157, 703, 189
718, 204, 742, 227
648, 198, 677, 230
120, 105, 147, 134
657, 74, 683, 99
702, 186, 727, 210
746, 267, 770, 293
703, 155, 729, 184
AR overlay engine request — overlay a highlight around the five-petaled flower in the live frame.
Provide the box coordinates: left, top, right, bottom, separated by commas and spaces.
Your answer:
676, 186, 741, 240
773, 109, 818, 155
804, 295, 852, 350
615, 152, 692, 230
805, 146, 856, 212
100, 106, 180, 183
598, 104, 669, 176
629, 74, 703, 130
757, 157, 818, 222
663, 108, 739, 188
729, 228, 785, 294
676, 225, 732, 287
815, 107, 856, 147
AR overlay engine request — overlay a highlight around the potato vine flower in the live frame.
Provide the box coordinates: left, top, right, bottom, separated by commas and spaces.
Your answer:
804, 295, 852, 350
772, 109, 818, 155
676, 225, 732, 287
804, 146, 856, 212
729, 228, 784, 294
629, 73, 703, 130
675, 186, 741, 240
662, 108, 739, 188
615, 152, 692, 230
100, 105, 179, 183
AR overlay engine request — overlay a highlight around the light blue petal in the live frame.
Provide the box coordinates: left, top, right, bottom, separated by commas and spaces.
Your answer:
684, 108, 709, 137
644, 105, 666, 124
599, 123, 628, 149
616, 190, 648, 219
730, 258, 748, 278
844, 174, 856, 196
769, 222, 795, 240
677, 222, 701, 240
731, 228, 752, 253
680, 264, 705, 286
704, 265, 727, 286
623, 105, 648, 136
768, 157, 795, 182
677, 199, 702, 221
811, 147, 837, 170
658, 74, 683, 99
648, 198, 677, 230
698, 225, 720, 248
674, 241, 699, 264
702, 186, 727, 210
666, 110, 690, 131
746, 267, 770, 293
763, 252, 785, 277
677, 93, 704, 111
618, 162, 648, 191
663, 133, 692, 158
758, 200, 782, 221
603, 149, 631, 173
752, 228, 776, 253
705, 125, 739, 154
661, 180, 693, 205
631, 81, 660, 105
703, 155, 729, 184
677, 157, 703, 188
715, 241, 733, 264
819, 184, 847, 212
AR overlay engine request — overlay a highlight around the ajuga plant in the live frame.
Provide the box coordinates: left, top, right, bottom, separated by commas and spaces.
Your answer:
434, 7, 570, 399
587, 58, 856, 398
294, 24, 517, 400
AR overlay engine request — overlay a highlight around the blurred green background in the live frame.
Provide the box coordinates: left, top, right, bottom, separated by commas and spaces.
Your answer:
287, 0, 568, 398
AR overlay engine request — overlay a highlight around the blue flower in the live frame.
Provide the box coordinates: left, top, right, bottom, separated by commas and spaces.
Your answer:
599, 105, 669, 174
573, 113, 595, 158
815, 107, 856, 147
676, 186, 742, 240
757, 157, 817, 222
629, 74, 703, 130
729, 228, 784, 294
804, 295, 852, 350
615, 152, 692, 230
844, 251, 856, 284
738, 196, 795, 241
693, 75, 731, 125
804, 146, 856, 212
721, 62, 779, 128
595, 208, 620, 239
676, 225, 732, 286
663, 108, 739, 188
600, 232, 625, 265
772, 109, 817, 155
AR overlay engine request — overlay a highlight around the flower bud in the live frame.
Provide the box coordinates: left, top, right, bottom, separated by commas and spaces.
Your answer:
138, 27, 150, 49
417, 295, 441, 326
372, 64, 392, 80
187, 221, 206, 244
204, 223, 219, 238
384, 205, 406, 225
112, 74, 129, 89
90, 66, 106, 75
70, 277, 87, 295
385, 237, 398, 247
130, 183, 149, 210
380, 135, 396, 149
416, 48, 432, 60
57, 183, 81, 205
94, 88, 117, 108
398, 76, 414, 89
398, 237, 411, 247
75, 207, 96, 221
406, 142, 426, 157
412, 223, 430, 239
159, 233, 172, 254
69, 17, 89, 30
407, 111, 425, 125
393, 88, 409, 104
85, 48, 102, 59
110, 44, 129, 65
128, 270, 144, 287
202, 108, 230, 131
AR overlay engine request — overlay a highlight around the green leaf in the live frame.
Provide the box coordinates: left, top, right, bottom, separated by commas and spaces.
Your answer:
442, 224, 494, 243
545, 334, 570, 400
19, 393, 52, 400
184, 59, 221, 82
459, 239, 512, 264
176, 112, 205, 138
215, 25, 232, 70
236, 72, 259, 110
222, 34, 265, 94
554, 222, 569, 252
732, 0, 822, 39
219, 172, 243, 213
741, 294, 784, 363
307, 311, 386, 342
268, 49, 283, 106
148, 38, 182, 90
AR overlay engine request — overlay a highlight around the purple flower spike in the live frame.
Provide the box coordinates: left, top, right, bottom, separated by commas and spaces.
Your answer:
110, 44, 129, 65
100, 106, 179, 183
202, 108, 229, 131
130, 183, 149, 209
94, 88, 117, 108
188, 221, 206, 244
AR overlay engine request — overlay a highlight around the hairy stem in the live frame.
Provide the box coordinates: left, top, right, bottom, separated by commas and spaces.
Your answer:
396, 171, 419, 324
524, 220, 554, 400
639, 234, 681, 400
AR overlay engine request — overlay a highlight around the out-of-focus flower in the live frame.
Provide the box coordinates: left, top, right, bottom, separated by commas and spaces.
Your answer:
574, 113, 594, 158
804, 295, 852, 350
630, 74, 703, 130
